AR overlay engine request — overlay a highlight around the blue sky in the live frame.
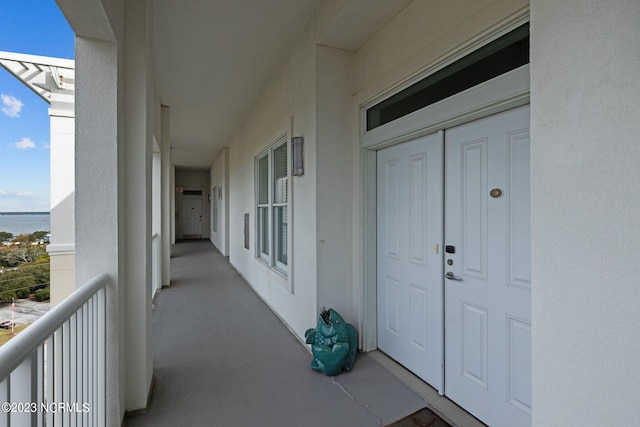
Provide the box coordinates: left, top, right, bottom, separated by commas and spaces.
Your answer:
0, 0, 74, 212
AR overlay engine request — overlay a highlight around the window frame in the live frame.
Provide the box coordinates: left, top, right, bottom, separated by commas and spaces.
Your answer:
211, 186, 218, 234
256, 153, 271, 262
255, 135, 290, 277
364, 23, 529, 132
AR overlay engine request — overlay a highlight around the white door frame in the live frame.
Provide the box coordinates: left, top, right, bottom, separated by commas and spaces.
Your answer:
177, 187, 206, 239
360, 66, 531, 352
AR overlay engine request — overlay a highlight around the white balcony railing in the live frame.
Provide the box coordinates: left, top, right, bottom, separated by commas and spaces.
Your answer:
0, 274, 108, 427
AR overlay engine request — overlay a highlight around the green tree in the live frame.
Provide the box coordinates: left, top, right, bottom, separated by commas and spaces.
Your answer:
28, 263, 50, 291
0, 272, 33, 300
0, 232, 13, 242
12, 234, 35, 245
0, 255, 50, 302
0, 247, 12, 268
4, 246, 46, 266
35, 288, 49, 302
31, 231, 49, 241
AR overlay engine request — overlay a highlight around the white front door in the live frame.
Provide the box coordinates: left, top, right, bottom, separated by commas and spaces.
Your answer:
377, 132, 444, 390
444, 105, 531, 427
376, 106, 531, 426
183, 196, 203, 236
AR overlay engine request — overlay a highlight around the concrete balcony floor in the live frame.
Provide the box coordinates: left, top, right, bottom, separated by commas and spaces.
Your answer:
125, 240, 479, 427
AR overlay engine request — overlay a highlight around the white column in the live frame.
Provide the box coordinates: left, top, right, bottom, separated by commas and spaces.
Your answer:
531, 1, 640, 425
48, 73, 76, 305
161, 106, 172, 286
75, 36, 123, 425
122, 0, 153, 411
152, 143, 161, 238
152, 146, 161, 296
170, 163, 176, 244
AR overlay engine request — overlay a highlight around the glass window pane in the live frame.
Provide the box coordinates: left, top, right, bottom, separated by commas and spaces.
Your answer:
274, 143, 287, 180
366, 23, 529, 131
275, 206, 288, 265
274, 177, 288, 204
274, 143, 288, 204
258, 155, 269, 204
259, 207, 269, 256
212, 187, 217, 232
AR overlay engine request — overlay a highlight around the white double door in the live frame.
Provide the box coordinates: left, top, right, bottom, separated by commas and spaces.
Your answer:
377, 106, 531, 427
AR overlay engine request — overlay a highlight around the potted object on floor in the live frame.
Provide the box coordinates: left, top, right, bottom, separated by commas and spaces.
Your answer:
305, 308, 358, 376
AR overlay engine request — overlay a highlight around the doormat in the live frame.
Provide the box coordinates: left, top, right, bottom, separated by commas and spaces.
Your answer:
386, 407, 451, 427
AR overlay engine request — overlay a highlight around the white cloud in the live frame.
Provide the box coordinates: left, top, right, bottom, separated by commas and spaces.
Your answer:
0, 190, 45, 201
0, 94, 24, 118
13, 137, 36, 150
0, 190, 49, 211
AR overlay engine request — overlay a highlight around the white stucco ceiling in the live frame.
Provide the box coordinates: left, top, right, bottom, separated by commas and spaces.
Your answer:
153, 0, 411, 169
54, 0, 412, 169
153, 0, 318, 168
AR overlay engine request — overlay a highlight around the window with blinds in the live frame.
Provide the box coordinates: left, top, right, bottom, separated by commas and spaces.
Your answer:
255, 136, 289, 275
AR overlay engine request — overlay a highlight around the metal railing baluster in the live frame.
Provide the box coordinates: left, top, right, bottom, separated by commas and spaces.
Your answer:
36, 345, 44, 427
0, 274, 108, 427
46, 335, 54, 427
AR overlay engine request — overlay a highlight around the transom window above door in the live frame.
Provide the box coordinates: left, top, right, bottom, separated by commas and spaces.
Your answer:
365, 23, 529, 132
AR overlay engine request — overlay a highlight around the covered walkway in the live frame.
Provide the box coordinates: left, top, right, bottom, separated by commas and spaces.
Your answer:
124, 240, 462, 426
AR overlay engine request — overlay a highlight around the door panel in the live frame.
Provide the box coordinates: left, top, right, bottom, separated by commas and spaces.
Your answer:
183, 197, 203, 236
444, 106, 531, 427
377, 132, 444, 390
461, 301, 488, 389
508, 130, 532, 289
460, 139, 488, 280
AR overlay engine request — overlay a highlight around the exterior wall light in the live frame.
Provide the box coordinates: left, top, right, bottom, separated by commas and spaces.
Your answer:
292, 136, 304, 176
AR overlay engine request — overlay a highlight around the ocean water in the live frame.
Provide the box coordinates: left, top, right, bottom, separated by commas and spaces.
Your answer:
0, 213, 50, 236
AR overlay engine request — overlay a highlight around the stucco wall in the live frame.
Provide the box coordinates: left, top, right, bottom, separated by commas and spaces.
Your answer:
48, 109, 76, 304
49, 96, 75, 249
228, 17, 317, 340
315, 45, 355, 324
531, 1, 640, 425
209, 148, 229, 255
353, 0, 528, 98
74, 35, 124, 424
49, 253, 75, 306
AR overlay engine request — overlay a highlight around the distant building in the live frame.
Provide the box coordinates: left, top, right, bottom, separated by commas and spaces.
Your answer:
0, 52, 75, 306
